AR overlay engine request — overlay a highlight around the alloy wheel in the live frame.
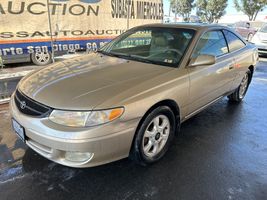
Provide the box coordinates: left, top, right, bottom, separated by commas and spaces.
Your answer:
239, 73, 249, 99
34, 52, 51, 64
142, 115, 170, 158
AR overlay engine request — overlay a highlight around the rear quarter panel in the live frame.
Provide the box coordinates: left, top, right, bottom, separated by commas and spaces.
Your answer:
231, 43, 258, 90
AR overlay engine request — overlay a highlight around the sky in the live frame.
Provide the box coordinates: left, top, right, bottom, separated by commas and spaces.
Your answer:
163, 0, 267, 16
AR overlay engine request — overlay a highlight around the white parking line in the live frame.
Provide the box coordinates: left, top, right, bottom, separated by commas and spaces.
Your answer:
0, 70, 34, 80
254, 77, 267, 82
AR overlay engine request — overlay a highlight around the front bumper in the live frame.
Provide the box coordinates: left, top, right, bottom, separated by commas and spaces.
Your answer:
10, 94, 139, 168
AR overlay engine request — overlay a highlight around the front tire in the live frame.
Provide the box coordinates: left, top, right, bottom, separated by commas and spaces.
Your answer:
130, 106, 176, 166
228, 70, 251, 102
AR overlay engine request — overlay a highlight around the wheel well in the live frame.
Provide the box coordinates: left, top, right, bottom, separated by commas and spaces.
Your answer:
129, 99, 181, 156
135, 100, 181, 136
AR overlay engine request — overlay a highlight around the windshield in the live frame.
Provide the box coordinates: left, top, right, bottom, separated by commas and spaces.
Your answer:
260, 25, 267, 33
99, 27, 195, 67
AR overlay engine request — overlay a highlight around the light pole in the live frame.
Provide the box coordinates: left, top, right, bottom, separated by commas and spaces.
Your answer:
0, 56, 4, 70
46, 0, 55, 63
127, 0, 130, 29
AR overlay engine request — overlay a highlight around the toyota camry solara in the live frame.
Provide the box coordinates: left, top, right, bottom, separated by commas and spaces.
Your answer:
10, 24, 258, 168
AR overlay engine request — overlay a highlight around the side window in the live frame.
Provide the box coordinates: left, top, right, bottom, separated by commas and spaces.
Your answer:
193, 31, 228, 57
223, 30, 246, 52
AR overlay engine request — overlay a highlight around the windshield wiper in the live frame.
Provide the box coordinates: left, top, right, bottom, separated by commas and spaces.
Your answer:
97, 51, 170, 66
97, 50, 129, 59
128, 55, 162, 65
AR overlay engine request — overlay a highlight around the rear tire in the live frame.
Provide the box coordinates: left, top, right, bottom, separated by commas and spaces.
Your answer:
31, 51, 52, 66
228, 70, 251, 102
129, 106, 176, 166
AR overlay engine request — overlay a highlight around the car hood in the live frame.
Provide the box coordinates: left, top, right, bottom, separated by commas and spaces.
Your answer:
19, 53, 173, 110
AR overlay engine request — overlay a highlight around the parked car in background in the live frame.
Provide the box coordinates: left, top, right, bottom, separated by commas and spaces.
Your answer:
232, 21, 257, 41
10, 24, 258, 168
251, 24, 267, 55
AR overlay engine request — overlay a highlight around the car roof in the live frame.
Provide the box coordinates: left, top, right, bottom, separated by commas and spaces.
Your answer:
139, 23, 228, 31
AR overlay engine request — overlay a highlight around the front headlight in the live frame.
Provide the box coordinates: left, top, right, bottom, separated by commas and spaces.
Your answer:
49, 107, 124, 127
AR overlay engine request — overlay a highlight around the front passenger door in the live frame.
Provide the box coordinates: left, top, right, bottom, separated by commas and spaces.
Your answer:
186, 30, 235, 115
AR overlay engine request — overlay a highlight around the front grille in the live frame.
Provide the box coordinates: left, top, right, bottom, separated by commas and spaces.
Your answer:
14, 90, 52, 117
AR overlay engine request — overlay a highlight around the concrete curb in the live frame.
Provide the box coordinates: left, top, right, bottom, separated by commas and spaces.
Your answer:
0, 98, 10, 104
0, 53, 82, 104
0, 53, 82, 80
0, 70, 34, 80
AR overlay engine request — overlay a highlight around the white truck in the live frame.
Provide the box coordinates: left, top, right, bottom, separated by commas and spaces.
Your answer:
0, 0, 163, 65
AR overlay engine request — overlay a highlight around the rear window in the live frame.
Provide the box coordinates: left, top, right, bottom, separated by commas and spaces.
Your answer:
193, 30, 228, 57
223, 30, 246, 52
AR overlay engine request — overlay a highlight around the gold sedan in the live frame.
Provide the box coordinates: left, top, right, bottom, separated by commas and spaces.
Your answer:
10, 24, 258, 167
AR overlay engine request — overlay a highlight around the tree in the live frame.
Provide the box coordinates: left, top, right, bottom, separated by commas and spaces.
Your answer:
234, 0, 267, 21
170, 0, 194, 22
196, 0, 228, 23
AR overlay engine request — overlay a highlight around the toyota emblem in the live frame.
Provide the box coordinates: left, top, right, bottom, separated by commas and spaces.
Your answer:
20, 101, 26, 109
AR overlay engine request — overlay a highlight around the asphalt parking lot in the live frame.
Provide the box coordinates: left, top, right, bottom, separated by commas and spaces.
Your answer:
0, 59, 266, 200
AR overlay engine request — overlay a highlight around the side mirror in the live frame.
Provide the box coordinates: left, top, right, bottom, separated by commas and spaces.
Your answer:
188, 54, 216, 67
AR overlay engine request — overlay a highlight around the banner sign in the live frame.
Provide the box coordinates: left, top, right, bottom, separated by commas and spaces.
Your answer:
0, 0, 163, 56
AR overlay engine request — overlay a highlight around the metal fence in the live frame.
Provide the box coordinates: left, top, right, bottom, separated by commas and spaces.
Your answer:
0, 76, 21, 104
